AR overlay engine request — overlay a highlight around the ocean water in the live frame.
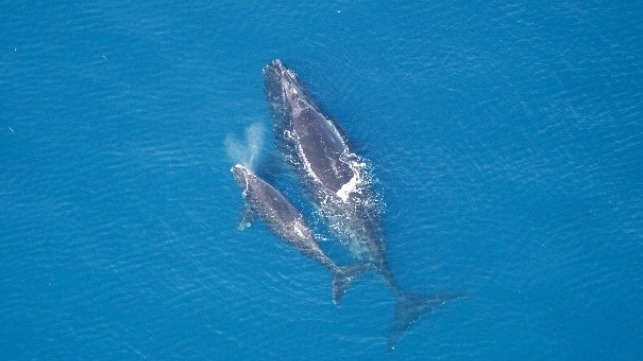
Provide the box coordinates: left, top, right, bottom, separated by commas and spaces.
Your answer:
1, 1, 642, 360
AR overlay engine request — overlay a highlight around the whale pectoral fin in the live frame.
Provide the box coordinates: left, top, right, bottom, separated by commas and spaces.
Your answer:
237, 204, 255, 231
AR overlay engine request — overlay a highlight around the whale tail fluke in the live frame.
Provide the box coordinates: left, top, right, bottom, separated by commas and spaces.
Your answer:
331, 264, 373, 305
387, 291, 467, 351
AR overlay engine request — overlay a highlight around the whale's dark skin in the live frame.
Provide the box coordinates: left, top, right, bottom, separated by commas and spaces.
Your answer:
264, 60, 464, 350
264, 59, 396, 282
264, 60, 388, 270
263, 61, 355, 196
231, 164, 368, 304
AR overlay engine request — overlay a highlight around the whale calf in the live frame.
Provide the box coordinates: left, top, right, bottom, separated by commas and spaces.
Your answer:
263, 59, 464, 349
231, 163, 369, 304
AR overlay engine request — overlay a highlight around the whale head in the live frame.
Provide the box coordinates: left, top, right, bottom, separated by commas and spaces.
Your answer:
231, 164, 253, 194
263, 59, 309, 117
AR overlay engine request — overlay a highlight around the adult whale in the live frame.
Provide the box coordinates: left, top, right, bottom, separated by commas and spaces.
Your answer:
231, 163, 369, 304
263, 59, 463, 349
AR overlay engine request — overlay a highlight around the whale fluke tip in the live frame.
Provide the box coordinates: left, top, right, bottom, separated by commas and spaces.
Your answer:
387, 291, 467, 350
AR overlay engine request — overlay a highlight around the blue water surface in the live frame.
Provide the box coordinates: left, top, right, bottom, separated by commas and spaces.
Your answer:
1, 1, 642, 360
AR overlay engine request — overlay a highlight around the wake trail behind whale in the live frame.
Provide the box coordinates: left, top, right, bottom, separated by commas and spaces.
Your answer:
225, 122, 266, 171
